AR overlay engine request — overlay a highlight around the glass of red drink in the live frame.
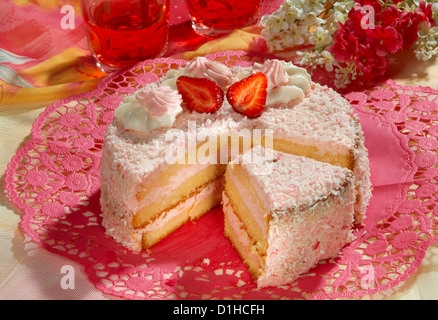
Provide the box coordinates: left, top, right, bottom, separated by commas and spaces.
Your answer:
80, 0, 170, 72
184, 0, 264, 37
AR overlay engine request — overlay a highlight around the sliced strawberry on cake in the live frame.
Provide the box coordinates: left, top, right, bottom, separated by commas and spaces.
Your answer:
176, 76, 224, 114
226, 72, 268, 118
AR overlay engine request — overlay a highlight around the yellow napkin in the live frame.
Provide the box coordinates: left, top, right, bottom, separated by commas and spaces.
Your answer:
1, 27, 267, 106
1, 47, 106, 105
181, 27, 267, 60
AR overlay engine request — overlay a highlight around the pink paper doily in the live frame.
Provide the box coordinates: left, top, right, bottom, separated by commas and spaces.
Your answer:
5, 51, 438, 300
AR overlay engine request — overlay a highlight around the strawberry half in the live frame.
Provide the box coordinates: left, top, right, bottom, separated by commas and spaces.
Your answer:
226, 72, 268, 118
176, 76, 224, 114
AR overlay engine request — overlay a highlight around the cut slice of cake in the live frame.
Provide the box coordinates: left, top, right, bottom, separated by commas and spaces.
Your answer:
253, 83, 371, 224
223, 146, 356, 288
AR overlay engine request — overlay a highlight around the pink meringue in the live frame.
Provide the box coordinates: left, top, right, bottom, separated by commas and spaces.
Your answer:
135, 86, 182, 117
184, 57, 233, 87
253, 59, 289, 90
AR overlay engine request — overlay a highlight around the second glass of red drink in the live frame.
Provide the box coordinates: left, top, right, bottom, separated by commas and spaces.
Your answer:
80, 0, 170, 73
184, 0, 264, 37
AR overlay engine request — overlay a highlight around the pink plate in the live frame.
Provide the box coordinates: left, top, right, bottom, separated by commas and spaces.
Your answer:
5, 51, 438, 299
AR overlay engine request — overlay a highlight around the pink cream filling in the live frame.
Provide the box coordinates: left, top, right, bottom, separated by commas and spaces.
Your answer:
102, 177, 223, 252
226, 169, 268, 237
222, 193, 262, 269
143, 177, 222, 232
135, 163, 212, 211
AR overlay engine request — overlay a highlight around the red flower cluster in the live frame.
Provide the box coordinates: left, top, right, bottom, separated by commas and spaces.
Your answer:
328, 0, 436, 85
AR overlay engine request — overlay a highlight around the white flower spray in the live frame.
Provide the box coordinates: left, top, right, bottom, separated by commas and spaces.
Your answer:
259, 0, 438, 88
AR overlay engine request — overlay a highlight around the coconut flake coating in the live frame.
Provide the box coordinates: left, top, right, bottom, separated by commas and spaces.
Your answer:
238, 146, 354, 215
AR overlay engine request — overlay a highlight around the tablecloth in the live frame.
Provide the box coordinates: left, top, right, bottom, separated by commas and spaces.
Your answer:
1, 0, 438, 300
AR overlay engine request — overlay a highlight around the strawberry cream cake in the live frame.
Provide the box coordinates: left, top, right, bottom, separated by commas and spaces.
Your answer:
100, 57, 371, 287
224, 145, 356, 287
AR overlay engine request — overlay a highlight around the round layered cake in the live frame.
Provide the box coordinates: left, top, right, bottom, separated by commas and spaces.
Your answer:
100, 57, 372, 287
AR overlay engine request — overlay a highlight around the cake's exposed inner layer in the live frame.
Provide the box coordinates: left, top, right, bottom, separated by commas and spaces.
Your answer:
142, 178, 223, 248
133, 163, 226, 228
224, 164, 269, 256
263, 137, 354, 170
223, 194, 264, 280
